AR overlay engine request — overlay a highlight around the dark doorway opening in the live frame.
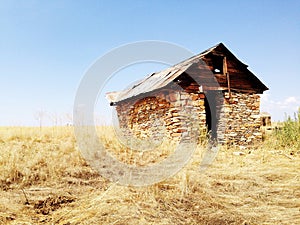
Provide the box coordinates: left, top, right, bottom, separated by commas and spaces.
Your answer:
204, 91, 218, 141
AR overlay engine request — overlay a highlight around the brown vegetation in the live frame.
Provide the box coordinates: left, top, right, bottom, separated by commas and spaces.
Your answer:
0, 126, 299, 224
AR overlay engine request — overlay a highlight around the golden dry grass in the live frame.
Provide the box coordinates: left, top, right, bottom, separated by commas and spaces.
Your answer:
0, 126, 299, 225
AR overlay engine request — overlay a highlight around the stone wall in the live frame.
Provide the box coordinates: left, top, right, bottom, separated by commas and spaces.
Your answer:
114, 90, 262, 146
222, 92, 262, 145
115, 90, 206, 143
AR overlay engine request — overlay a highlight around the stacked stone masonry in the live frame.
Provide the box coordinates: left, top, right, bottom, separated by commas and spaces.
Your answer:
115, 90, 262, 146
116, 90, 206, 143
222, 92, 262, 145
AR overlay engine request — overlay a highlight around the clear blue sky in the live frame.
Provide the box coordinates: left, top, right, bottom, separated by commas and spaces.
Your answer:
0, 0, 299, 126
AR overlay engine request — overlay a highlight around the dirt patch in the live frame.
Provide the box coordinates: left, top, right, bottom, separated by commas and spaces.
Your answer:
33, 195, 75, 215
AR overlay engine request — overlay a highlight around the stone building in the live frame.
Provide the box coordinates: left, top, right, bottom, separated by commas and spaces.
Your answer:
106, 43, 268, 146
261, 112, 272, 127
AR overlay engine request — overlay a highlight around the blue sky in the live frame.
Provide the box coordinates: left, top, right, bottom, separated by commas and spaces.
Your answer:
0, 0, 299, 126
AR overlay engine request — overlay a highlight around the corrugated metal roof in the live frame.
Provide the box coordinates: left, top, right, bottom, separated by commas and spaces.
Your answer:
106, 43, 220, 103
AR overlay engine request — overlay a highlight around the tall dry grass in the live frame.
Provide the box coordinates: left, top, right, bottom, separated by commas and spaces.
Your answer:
264, 108, 300, 150
0, 125, 299, 224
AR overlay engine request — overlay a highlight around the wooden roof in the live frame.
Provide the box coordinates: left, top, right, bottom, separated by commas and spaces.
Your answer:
106, 43, 268, 104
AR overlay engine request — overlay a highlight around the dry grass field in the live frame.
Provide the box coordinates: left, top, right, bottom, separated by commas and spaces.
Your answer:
0, 126, 299, 225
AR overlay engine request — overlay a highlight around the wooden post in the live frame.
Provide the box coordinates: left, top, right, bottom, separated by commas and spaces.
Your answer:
223, 56, 231, 98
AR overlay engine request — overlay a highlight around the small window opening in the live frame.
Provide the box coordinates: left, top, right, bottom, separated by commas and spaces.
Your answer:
212, 55, 224, 74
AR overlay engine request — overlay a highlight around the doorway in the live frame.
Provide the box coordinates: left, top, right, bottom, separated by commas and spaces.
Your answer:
204, 91, 218, 141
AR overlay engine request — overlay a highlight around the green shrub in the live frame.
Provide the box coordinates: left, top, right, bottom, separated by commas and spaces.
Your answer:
272, 108, 300, 149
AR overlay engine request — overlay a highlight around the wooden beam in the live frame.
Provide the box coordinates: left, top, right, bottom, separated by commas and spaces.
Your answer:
223, 56, 227, 74
223, 56, 231, 98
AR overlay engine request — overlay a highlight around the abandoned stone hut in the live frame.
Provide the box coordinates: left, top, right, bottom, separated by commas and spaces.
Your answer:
260, 112, 272, 127
106, 43, 268, 146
